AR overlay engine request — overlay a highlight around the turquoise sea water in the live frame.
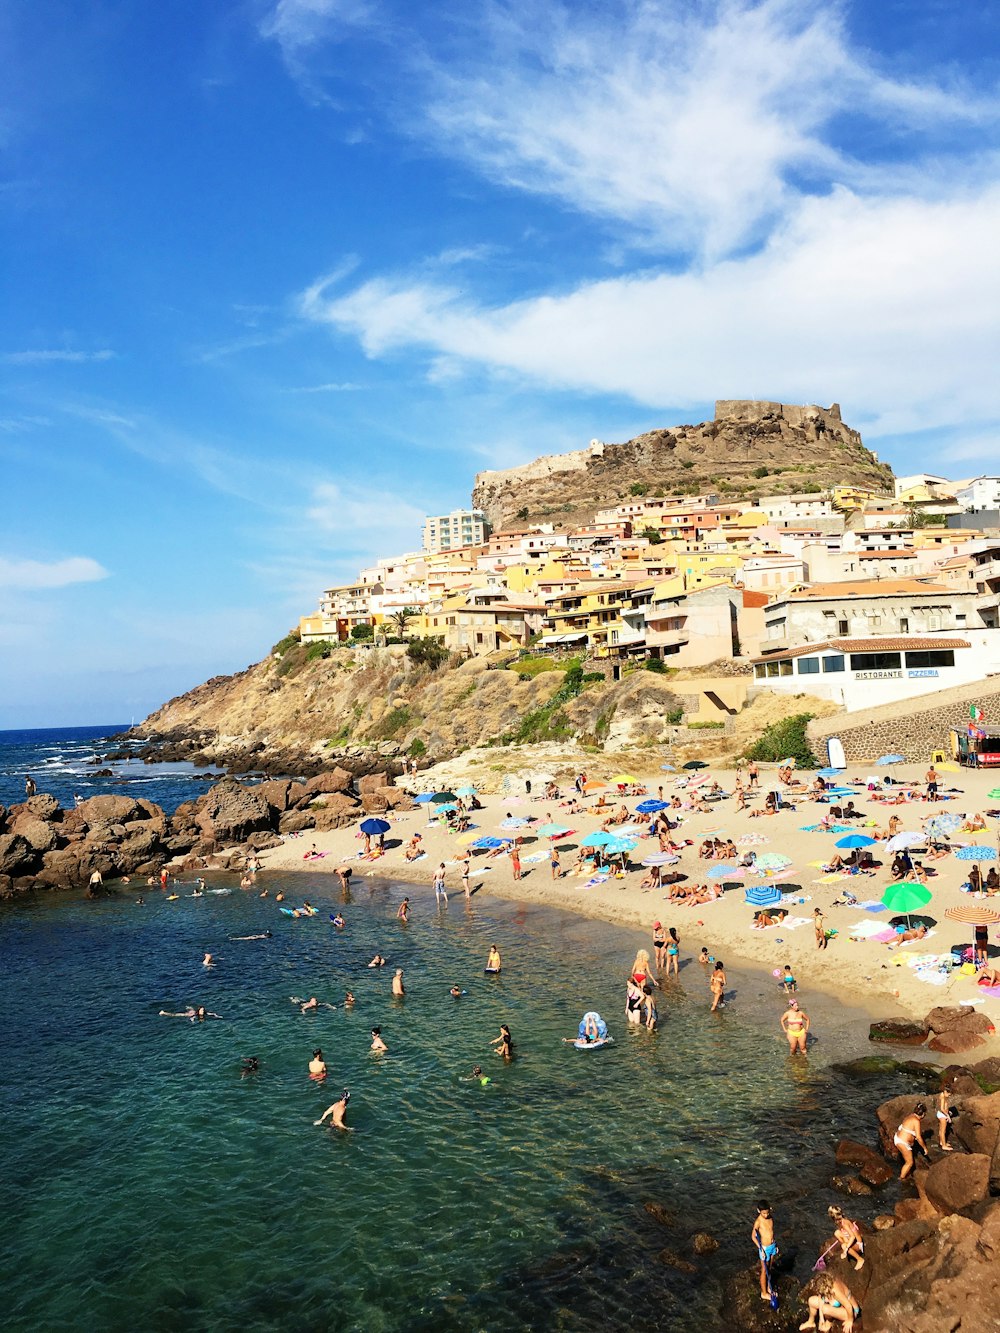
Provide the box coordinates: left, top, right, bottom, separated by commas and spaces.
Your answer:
1, 874, 903, 1332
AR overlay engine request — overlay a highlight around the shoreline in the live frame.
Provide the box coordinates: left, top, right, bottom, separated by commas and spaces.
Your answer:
256, 758, 1000, 1047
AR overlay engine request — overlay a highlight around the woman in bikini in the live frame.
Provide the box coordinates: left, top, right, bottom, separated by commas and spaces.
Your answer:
709, 960, 727, 1012
780, 999, 809, 1054
936, 1085, 954, 1151
652, 922, 668, 970
893, 1103, 928, 1180
827, 1206, 864, 1270
664, 927, 680, 977
799, 1274, 861, 1332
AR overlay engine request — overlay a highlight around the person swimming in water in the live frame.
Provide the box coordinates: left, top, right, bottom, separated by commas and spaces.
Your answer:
159, 1006, 221, 1022
370, 1027, 387, 1053
392, 969, 405, 997
344, 991, 355, 1007
332, 913, 346, 929
465, 1065, 491, 1085
486, 945, 502, 973
368, 953, 387, 968
449, 985, 464, 998
308, 1048, 327, 1079
241, 1056, 260, 1078
202, 953, 215, 967
315, 1089, 353, 1131
230, 931, 273, 941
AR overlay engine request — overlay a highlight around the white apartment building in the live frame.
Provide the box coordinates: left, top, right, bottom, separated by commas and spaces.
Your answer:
761, 578, 980, 649
422, 509, 490, 553
956, 477, 1000, 513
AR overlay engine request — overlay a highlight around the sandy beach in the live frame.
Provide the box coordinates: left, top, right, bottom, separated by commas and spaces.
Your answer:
258, 757, 1000, 1036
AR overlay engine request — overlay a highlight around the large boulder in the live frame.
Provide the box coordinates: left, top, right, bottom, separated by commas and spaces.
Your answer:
75, 795, 145, 828
869, 1017, 929, 1045
968, 1056, 1000, 1092
310, 796, 360, 831
255, 779, 294, 814
360, 791, 389, 813
278, 810, 315, 834
301, 769, 354, 798
951, 1091, 1000, 1187
196, 780, 271, 846
926, 1006, 971, 1033
24, 793, 60, 822
245, 831, 282, 852
0, 833, 36, 877
876, 1095, 933, 1159
922, 1153, 992, 1216
358, 772, 392, 793
10, 816, 58, 854
927, 1012, 994, 1054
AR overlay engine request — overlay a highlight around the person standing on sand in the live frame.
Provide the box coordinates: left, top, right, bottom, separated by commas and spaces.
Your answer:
780, 999, 809, 1054
510, 844, 522, 881
434, 863, 447, 904
814, 907, 827, 950
710, 960, 727, 1011
550, 846, 561, 879
748, 761, 760, 790
925, 765, 939, 800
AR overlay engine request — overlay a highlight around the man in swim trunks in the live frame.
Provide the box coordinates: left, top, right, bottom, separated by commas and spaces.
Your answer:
315, 1090, 352, 1131
752, 1201, 778, 1303
780, 1000, 810, 1055
392, 968, 405, 997
396, 897, 410, 921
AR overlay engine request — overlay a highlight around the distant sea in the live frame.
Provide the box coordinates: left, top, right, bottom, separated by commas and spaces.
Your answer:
0, 725, 223, 815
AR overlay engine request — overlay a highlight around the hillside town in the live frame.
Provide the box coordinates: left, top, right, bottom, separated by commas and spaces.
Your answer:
298, 406, 1000, 719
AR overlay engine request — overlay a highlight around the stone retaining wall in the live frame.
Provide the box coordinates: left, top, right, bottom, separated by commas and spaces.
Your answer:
807, 675, 1000, 762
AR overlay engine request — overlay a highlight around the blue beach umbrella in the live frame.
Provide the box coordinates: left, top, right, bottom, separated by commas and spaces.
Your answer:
537, 822, 570, 837
456, 786, 478, 796
413, 793, 435, 804
603, 837, 637, 854
745, 884, 783, 907
581, 831, 617, 848
359, 817, 391, 835
817, 767, 842, 778
435, 803, 458, 814
835, 834, 877, 849
876, 754, 905, 765
636, 799, 670, 813
708, 863, 744, 879
955, 845, 997, 862
472, 836, 509, 850
660, 764, 677, 772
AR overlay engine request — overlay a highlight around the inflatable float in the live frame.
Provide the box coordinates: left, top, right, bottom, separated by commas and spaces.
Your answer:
573, 1011, 613, 1050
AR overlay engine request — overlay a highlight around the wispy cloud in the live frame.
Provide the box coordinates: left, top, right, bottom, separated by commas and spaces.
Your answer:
3, 349, 116, 365
260, 0, 376, 55
286, 381, 363, 393
0, 555, 109, 590
306, 479, 425, 557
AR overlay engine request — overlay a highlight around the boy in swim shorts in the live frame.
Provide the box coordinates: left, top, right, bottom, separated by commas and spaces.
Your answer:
752, 1201, 778, 1303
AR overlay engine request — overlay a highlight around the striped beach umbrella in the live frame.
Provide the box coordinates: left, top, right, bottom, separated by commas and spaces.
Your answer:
642, 853, 679, 866
744, 884, 783, 907
944, 904, 1000, 926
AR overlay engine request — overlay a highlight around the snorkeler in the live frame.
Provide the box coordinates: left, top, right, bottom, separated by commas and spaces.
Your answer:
159, 1007, 221, 1022
315, 1090, 353, 1131
465, 1065, 491, 1086
230, 931, 273, 941
241, 1057, 260, 1078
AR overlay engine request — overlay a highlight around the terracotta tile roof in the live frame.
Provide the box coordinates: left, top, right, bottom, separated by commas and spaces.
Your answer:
753, 635, 971, 662
784, 578, 952, 599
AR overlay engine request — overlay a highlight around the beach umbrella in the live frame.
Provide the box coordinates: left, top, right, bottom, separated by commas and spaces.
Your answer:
660, 764, 677, 772
880, 881, 932, 927
359, 817, 391, 835
583, 779, 606, 792
955, 845, 997, 862
431, 791, 457, 804
745, 884, 783, 907
636, 799, 669, 813
926, 813, 962, 837
755, 852, 792, 871
581, 831, 617, 848
472, 836, 509, 850
682, 760, 708, 770
603, 837, 637, 854
708, 863, 744, 879
817, 767, 842, 778
876, 754, 905, 765
434, 803, 458, 813
687, 774, 710, 787
500, 816, 530, 829
610, 773, 638, 785
944, 904, 1000, 926
456, 830, 482, 845
835, 834, 877, 849
642, 852, 679, 866
413, 793, 435, 804
456, 786, 478, 797
988, 788, 1000, 800
885, 832, 925, 852
537, 822, 570, 837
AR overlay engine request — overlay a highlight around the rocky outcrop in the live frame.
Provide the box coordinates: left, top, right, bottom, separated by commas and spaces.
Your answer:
0, 766, 376, 896
869, 1006, 995, 1056
472, 402, 893, 529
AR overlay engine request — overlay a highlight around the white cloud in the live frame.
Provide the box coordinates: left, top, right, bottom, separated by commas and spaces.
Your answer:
3, 349, 115, 365
0, 555, 109, 590
260, 0, 375, 55
300, 182, 1000, 440
305, 480, 426, 558
287, 381, 362, 393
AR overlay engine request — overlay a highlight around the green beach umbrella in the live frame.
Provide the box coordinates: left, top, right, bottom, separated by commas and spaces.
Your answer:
881, 880, 932, 927
988, 788, 1000, 800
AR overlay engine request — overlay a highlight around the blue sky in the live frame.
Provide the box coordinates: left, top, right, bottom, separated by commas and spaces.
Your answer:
2, 0, 999, 726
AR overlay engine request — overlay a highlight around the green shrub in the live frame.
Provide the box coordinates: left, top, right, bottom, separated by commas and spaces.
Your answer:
507, 656, 560, 677
687, 720, 725, 730
641, 526, 663, 544
516, 507, 530, 520
629, 483, 649, 496
272, 631, 300, 656
350, 624, 373, 641
370, 706, 411, 740
582, 671, 605, 683
666, 708, 684, 724
305, 640, 334, 661
753, 466, 769, 478
743, 713, 818, 768
408, 737, 426, 757
680, 460, 695, 470
644, 658, 666, 673
406, 637, 449, 669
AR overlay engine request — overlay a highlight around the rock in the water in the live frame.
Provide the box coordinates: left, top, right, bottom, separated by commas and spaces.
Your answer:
691, 1231, 719, 1254
923, 1153, 992, 1216
926, 1006, 971, 1033
869, 1017, 929, 1045
928, 1028, 989, 1055
643, 1201, 675, 1228
0, 833, 36, 877
872, 1214, 896, 1230
831, 1175, 873, 1196
857, 1155, 895, 1189
720, 1267, 803, 1332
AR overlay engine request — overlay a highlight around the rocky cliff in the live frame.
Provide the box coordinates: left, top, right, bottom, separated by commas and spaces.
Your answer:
472, 400, 894, 529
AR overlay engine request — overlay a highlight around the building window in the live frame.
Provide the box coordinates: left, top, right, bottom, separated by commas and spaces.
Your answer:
850, 652, 902, 671
822, 655, 845, 673
899, 617, 909, 633
905, 650, 955, 668
779, 659, 793, 676
837, 619, 849, 635
797, 657, 820, 674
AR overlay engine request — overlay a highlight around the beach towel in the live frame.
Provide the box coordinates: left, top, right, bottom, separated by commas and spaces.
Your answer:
856, 900, 886, 912
848, 920, 889, 938
523, 852, 549, 864
779, 915, 811, 930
